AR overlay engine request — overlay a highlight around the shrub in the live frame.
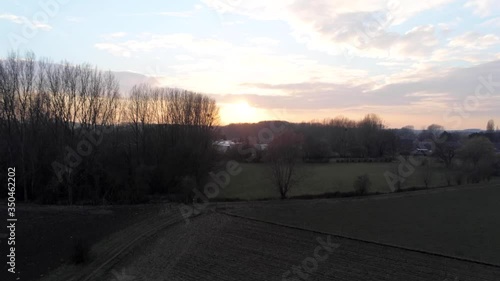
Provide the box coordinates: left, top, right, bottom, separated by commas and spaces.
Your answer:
353, 174, 371, 195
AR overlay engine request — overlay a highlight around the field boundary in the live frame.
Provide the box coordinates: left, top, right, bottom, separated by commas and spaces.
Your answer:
220, 210, 500, 269
212, 180, 500, 207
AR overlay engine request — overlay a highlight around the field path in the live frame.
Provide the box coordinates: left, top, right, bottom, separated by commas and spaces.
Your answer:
39, 204, 188, 281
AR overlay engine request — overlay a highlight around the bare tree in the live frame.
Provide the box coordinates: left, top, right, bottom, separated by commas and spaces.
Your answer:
426, 124, 444, 140
458, 136, 495, 168
486, 119, 495, 133
267, 130, 303, 199
0, 51, 223, 204
433, 131, 459, 167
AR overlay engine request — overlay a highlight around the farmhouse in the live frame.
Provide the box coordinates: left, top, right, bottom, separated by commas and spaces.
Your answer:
213, 140, 236, 153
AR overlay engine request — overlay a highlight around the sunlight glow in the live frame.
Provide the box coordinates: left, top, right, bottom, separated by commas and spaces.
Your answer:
220, 101, 263, 124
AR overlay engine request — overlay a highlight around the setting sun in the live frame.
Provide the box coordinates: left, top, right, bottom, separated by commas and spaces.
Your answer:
220, 101, 264, 124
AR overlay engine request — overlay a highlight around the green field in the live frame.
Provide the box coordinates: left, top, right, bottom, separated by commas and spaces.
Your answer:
219, 159, 451, 200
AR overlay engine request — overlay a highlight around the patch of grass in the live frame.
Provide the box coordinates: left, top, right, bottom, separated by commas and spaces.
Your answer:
218, 161, 451, 200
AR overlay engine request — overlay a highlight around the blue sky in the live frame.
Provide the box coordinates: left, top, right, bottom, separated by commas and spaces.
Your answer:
1, 0, 500, 128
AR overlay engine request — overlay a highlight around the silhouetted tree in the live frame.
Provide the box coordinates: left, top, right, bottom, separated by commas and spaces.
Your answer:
433, 131, 460, 167
267, 131, 303, 199
487, 119, 495, 133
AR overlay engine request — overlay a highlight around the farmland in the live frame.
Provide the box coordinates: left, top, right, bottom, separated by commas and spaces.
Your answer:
102, 211, 500, 281
31, 180, 500, 280
218, 160, 451, 200
220, 179, 500, 266
0, 204, 165, 281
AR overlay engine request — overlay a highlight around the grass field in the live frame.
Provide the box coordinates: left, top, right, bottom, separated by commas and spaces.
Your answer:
219, 159, 451, 200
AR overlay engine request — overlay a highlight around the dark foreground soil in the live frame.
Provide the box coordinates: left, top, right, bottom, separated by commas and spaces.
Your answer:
104, 212, 500, 281
0, 203, 165, 281
218, 181, 500, 266
4, 182, 500, 281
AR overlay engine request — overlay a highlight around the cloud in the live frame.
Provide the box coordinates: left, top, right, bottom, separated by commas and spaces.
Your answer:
108, 32, 127, 38
480, 17, 500, 27
0, 13, 52, 30
94, 43, 131, 57
0, 14, 24, 24
464, 0, 499, 17
209, 60, 500, 126
449, 32, 500, 50
175, 55, 195, 61
95, 33, 233, 56
202, 0, 452, 60
247, 37, 280, 46
94, 32, 373, 99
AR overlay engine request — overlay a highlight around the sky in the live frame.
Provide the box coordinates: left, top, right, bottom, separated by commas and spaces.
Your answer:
1, 0, 500, 129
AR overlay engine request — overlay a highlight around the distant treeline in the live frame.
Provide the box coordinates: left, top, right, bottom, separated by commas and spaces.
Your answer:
0, 52, 219, 204
221, 114, 398, 161
221, 119, 500, 185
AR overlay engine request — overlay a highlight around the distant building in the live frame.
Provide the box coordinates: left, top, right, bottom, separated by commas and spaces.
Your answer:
414, 148, 431, 156
213, 140, 236, 153
213, 140, 268, 154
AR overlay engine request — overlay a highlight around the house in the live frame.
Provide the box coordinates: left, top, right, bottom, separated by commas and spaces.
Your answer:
414, 148, 431, 156
213, 140, 236, 153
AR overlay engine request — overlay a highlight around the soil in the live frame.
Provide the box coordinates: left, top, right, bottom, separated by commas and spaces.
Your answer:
0, 203, 165, 281
103, 212, 500, 281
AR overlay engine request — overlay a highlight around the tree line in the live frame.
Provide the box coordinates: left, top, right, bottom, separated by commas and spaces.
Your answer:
223, 114, 398, 163
0, 52, 219, 204
222, 118, 499, 198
